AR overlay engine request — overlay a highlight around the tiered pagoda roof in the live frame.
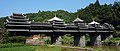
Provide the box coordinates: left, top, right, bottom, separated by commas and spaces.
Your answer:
5, 13, 31, 32
48, 15, 65, 29
6, 13, 31, 24
88, 20, 101, 29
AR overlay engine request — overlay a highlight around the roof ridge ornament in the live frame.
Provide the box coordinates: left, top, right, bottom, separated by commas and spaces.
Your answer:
89, 20, 100, 24
55, 14, 57, 17
77, 15, 79, 18
48, 14, 63, 22
73, 17, 84, 22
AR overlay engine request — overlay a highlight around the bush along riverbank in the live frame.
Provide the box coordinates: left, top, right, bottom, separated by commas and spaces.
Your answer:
102, 37, 120, 46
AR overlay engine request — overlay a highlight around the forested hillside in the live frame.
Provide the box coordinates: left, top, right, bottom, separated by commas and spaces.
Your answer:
0, 0, 120, 31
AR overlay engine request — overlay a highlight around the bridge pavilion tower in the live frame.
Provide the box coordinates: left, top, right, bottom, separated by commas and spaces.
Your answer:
5, 13, 31, 36
88, 20, 102, 46
48, 14, 65, 45
73, 17, 86, 47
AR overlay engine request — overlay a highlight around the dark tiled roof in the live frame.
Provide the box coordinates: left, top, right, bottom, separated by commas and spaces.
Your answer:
5, 13, 114, 33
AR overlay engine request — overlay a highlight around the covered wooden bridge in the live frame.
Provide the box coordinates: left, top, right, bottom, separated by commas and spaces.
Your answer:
5, 13, 114, 47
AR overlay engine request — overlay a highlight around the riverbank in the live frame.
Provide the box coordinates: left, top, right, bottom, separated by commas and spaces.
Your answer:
90, 46, 120, 51
0, 43, 91, 51
0, 43, 120, 51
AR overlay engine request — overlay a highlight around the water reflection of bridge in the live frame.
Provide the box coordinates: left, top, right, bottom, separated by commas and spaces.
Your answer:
5, 13, 114, 47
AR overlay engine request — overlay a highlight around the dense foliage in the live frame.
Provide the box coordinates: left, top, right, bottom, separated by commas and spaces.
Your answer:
25, 1, 120, 31
0, 0, 120, 37
26, 1, 120, 36
0, 32, 26, 43
1, 0, 120, 29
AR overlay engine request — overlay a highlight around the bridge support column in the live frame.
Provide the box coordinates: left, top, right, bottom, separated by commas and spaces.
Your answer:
55, 36, 62, 45
74, 34, 85, 47
51, 35, 62, 45
102, 34, 113, 41
51, 35, 57, 45
106, 34, 113, 41
90, 34, 101, 46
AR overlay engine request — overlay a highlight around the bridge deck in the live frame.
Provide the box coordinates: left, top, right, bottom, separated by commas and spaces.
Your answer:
8, 29, 113, 33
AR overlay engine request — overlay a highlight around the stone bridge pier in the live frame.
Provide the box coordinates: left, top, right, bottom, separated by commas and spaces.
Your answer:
73, 33, 86, 47
101, 33, 113, 41
51, 35, 62, 45
89, 33, 102, 46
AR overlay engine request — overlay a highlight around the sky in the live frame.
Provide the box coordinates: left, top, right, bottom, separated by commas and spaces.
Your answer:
0, 0, 116, 17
